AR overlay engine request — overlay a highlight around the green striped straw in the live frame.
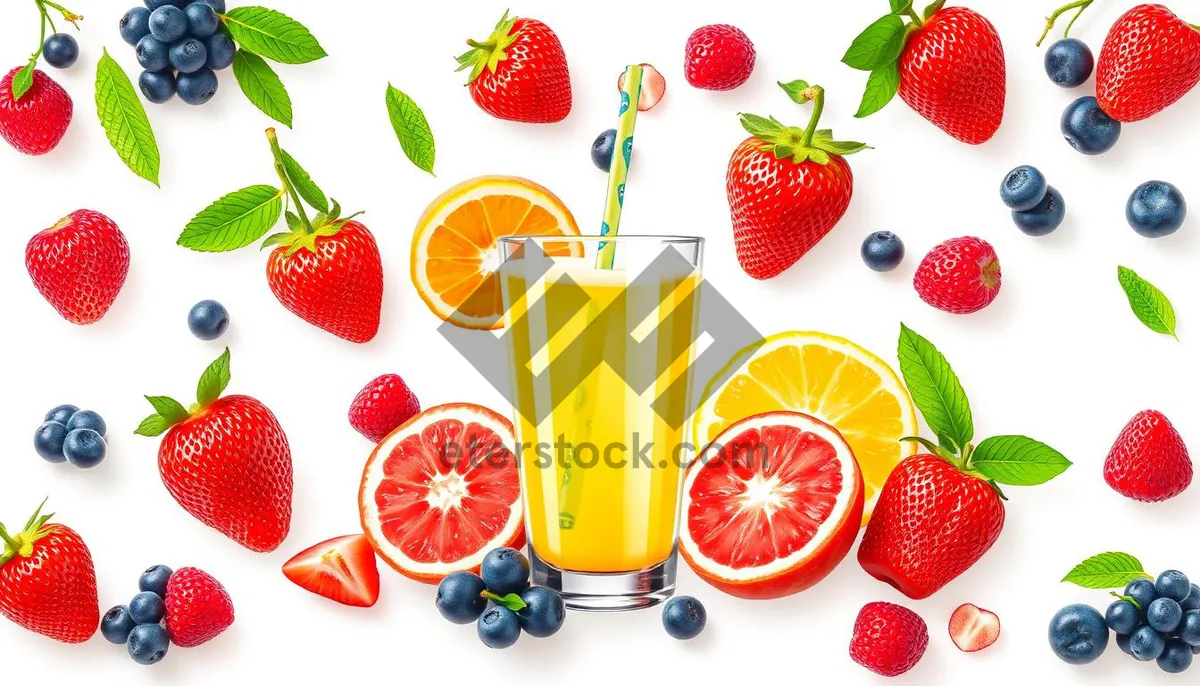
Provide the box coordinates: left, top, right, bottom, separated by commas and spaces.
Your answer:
595, 64, 644, 270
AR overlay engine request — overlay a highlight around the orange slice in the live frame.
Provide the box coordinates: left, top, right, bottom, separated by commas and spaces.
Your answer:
411, 176, 582, 330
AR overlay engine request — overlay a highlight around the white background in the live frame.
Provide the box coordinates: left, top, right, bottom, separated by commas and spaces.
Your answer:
2, 0, 1198, 683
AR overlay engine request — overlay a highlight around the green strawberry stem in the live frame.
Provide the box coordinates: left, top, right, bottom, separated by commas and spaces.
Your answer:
741, 82, 869, 165
799, 85, 824, 148
455, 10, 519, 84
266, 128, 315, 235
0, 499, 55, 566
1037, 0, 1094, 46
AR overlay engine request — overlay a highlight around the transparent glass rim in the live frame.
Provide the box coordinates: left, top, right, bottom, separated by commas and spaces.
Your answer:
498, 234, 704, 246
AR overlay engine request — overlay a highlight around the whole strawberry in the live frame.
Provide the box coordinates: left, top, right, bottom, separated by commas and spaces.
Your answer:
914, 236, 1001, 314
457, 12, 571, 123
0, 501, 99, 643
0, 67, 72, 155
849, 601, 929, 677
727, 82, 868, 279
846, 2, 1006, 144
1097, 4, 1200, 122
1104, 410, 1192, 502
684, 24, 756, 91
136, 349, 293, 553
164, 567, 234, 647
349, 373, 421, 443
26, 209, 130, 325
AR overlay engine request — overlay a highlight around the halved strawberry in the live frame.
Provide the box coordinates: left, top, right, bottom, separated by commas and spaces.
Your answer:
617, 63, 666, 111
282, 535, 380, 608
948, 603, 1000, 652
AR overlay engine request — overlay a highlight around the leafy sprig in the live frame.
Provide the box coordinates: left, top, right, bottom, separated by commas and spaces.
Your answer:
12, 0, 83, 100
222, 6, 325, 127
842, 1, 947, 118
1062, 552, 1152, 590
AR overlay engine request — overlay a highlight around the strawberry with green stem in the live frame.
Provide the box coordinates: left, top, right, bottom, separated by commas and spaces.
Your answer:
0, 1, 81, 154
178, 128, 383, 343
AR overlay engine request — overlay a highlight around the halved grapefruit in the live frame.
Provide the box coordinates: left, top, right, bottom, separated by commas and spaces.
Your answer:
359, 403, 524, 583
679, 411, 864, 599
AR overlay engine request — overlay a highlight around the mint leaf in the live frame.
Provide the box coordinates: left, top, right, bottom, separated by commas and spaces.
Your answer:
1063, 552, 1151, 589
12, 61, 35, 100
970, 435, 1071, 485
385, 84, 436, 175
232, 50, 293, 128
178, 185, 284, 252
145, 396, 190, 425
842, 14, 906, 71
223, 7, 326, 64
95, 50, 161, 186
855, 61, 900, 118
481, 591, 527, 612
134, 414, 171, 437
1118, 266, 1178, 339
196, 348, 232, 407
889, 0, 913, 13
897, 324, 973, 451
279, 150, 328, 213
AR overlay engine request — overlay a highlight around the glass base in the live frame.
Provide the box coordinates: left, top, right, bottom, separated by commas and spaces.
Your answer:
529, 547, 677, 612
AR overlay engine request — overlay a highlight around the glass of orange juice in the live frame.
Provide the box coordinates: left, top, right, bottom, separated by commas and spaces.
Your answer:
498, 235, 703, 611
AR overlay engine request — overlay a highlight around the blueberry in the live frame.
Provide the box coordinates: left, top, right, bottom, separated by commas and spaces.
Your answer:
42, 33, 79, 69
120, 7, 152, 46
1012, 186, 1066, 236
1156, 570, 1192, 601
480, 547, 530, 596
1106, 599, 1141, 635
1126, 578, 1158, 609
1149, 597, 1185, 633
1127, 181, 1186, 238
1158, 640, 1194, 673
169, 38, 208, 74
1061, 96, 1121, 155
860, 231, 905, 272
435, 571, 487, 624
63, 428, 106, 468
1182, 585, 1200, 612
591, 129, 617, 171
1000, 165, 1048, 211
177, 68, 218, 105
663, 595, 707, 640
145, 0, 186, 8
1048, 604, 1108, 664
1116, 631, 1133, 655
136, 35, 170, 72
129, 591, 166, 624
1130, 624, 1167, 661
139, 70, 177, 104
188, 300, 230, 340
149, 6, 187, 42
127, 623, 170, 665
476, 606, 521, 649
66, 409, 107, 437
34, 422, 69, 463
197, 0, 225, 11
517, 586, 565, 638
183, 2, 220, 37
139, 565, 174, 596
45, 404, 79, 424
204, 33, 236, 70
1180, 610, 1200, 646
101, 605, 137, 644
1044, 38, 1094, 87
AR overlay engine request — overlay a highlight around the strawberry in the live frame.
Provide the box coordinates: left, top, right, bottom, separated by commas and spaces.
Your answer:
282, 535, 380, 608
913, 236, 1001, 314
26, 209, 130, 325
164, 567, 234, 647
348, 373, 421, 443
0, 501, 99, 643
135, 349, 293, 553
1096, 5, 1200, 123
846, 2, 1005, 145
726, 82, 868, 280
457, 12, 571, 124
849, 601, 929, 677
0, 67, 72, 155
948, 603, 1000, 652
1104, 410, 1192, 502
684, 24, 756, 91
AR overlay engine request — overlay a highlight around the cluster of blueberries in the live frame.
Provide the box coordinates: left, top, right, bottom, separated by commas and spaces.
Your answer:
118, 0, 235, 105
33, 405, 107, 468
1042, 37, 1126, 156
1050, 570, 1200, 673
100, 565, 175, 666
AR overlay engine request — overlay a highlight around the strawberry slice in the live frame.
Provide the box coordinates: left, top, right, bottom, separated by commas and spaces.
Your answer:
282, 535, 380, 608
948, 603, 1000, 652
617, 63, 666, 111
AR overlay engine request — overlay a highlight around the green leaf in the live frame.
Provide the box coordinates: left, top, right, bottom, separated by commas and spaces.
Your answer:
1118, 266, 1178, 339
145, 396, 190, 425
178, 185, 284, 252
855, 61, 900, 118
777, 80, 812, 104
890, 0, 913, 13
223, 7, 326, 64
811, 131, 871, 156
970, 435, 1071, 486
196, 348, 232, 407
94, 50, 161, 186
134, 414, 171, 437
232, 50, 293, 128
11, 61, 35, 100
1063, 552, 1151, 589
482, 591, 527, 612
924, 0, 948, 20
279, 150, 328, 213
897, 323, 974, 451
384, 84, 436, 175
842, 14, 907, 71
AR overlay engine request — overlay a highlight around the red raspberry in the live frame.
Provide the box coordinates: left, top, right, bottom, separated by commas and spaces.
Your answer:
850, 601, 929, 677
164, 567, 234, 648
684, 24, 755, 91
1104, 410, 1192, 502
349, 374, 421, 443
913, 236, 1001, 314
